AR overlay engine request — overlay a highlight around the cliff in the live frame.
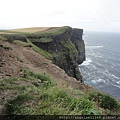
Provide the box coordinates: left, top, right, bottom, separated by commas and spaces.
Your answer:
0, 26, 85, 82
29, 26, 86, 82
1, 28, 120, 115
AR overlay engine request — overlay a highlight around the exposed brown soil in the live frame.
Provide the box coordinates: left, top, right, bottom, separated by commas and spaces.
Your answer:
0, 40, 95, 112
0, 40, 95, 89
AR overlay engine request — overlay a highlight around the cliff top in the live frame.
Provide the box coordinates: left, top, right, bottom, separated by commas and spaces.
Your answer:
0, 26, 69, 34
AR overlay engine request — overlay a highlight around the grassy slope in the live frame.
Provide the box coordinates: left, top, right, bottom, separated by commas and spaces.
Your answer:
0, 27, 51, 34
11, 27, 52, 33
0, 28, 120, 115
1, 68, 120, 115
0, 68, 100, 115
0, 26, 68, 35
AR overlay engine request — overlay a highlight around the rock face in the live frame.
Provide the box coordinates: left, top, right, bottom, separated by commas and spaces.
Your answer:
32, 26, 85, 82
71, 28, 86, 64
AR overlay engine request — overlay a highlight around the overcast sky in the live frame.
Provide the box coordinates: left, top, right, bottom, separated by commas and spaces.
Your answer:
0, 0, 120, 32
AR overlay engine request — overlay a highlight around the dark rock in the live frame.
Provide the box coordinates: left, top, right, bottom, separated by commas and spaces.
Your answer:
6, 74, 12, 76
71, 28, 86, 64
29, 26, 85, 82
0, 45, 3, 47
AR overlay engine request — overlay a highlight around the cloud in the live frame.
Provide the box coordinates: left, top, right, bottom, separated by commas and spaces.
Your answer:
0, 0, 120, 32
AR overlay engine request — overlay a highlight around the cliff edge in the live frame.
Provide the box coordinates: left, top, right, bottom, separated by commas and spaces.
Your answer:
0, 27, 119, 115
1, 26, 85, 82
30, 26, 85, 82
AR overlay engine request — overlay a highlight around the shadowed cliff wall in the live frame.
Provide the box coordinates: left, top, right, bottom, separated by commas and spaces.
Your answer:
32, 26, 85, 82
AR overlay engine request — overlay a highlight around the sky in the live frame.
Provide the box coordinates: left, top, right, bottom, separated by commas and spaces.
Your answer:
0, 0, 120, 32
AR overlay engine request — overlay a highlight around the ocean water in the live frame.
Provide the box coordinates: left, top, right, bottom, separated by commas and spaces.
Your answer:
79, 31, 120, 101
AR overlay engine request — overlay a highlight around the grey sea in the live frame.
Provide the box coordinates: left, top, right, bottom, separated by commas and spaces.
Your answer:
79, 31, 120, 101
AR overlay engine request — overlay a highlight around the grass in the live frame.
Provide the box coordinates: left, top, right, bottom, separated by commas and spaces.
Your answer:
0, 68, 120, 115
9, 54, 22, 61
30, 37, 53, 43
0, 26, 68, 35
22, 26, 69, 39
0, 35, 7, 40
2, 46, 12, 50
12, 39, 52, 60
13, 40, 32, 47
1, 27, 120, 116
88, 91, 120, 114
10, 27, 51, 33
0, 34, 27, 43
38, 26, 69, 35
26, 39, 52, 59
0, 27, 68, 60
0, 68, 101, 115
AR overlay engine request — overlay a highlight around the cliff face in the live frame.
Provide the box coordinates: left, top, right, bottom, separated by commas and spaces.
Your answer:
71, 28, 86, 64
32, 27, 85, 82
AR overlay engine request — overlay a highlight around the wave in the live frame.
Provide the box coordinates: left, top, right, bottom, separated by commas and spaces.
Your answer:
79, 58, 92, 66
116, 81, 120, 85
86, 45, 103, 49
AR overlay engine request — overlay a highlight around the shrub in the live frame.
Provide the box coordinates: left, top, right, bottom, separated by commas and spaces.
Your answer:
1, 34, 27, 43
21, 68, 53, 86
5, 94, 33, 114
0, 35, 7, 40
100, 94, 118, 110
13, 40, 31, 47
27, 39, 52, 59
88, 92, 119, 110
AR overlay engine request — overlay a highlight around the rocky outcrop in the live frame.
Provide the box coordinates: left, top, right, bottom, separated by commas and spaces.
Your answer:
1, 34, 27, 43
31, 26, 85, 82
71, 28, 86, 64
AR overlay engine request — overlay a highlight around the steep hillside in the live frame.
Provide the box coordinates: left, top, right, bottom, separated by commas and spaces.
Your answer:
0, 27, 120, 117
0, 26, 85, 82
0, 38, 87, 113
27, 26, 85, 81
0, 38, 120, 116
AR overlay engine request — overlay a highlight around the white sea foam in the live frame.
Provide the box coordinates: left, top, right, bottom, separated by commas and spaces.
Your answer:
91, 80, 97, 83
81, 32, 120, 101
116, 81, 120, 85
112, 84, 120, 89
111, 74, 120, 80
91, 78, 106, 84
79, 58, 92, 66
86, 45, 103, 49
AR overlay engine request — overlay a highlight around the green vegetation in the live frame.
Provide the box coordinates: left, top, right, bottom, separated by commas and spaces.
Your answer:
0, 68, 98, 115
52, 39, 78, 65
1, 68, 119, 115
0, 26, 69, 35
3, 46, 12, 50
9, 54, 22, 61
13, 40, 32, 47
1, 27, 120, 116
27, 39, 52, 59
61, 39, 78, 61
0, 34, 27, 43
0, 35, 7, 40
52, 39, 80, 78
0, 27, 69, 60
35, 26, 69, 36
12, 39, 52, 60
88, 91, 120, 114
30, 37, 53, 43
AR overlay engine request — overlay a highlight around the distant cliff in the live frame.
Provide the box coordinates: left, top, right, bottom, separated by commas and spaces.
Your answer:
30, 26, 85, 82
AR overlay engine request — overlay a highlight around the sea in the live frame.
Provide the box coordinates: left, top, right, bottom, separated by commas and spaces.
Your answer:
79, 31, 120, 101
